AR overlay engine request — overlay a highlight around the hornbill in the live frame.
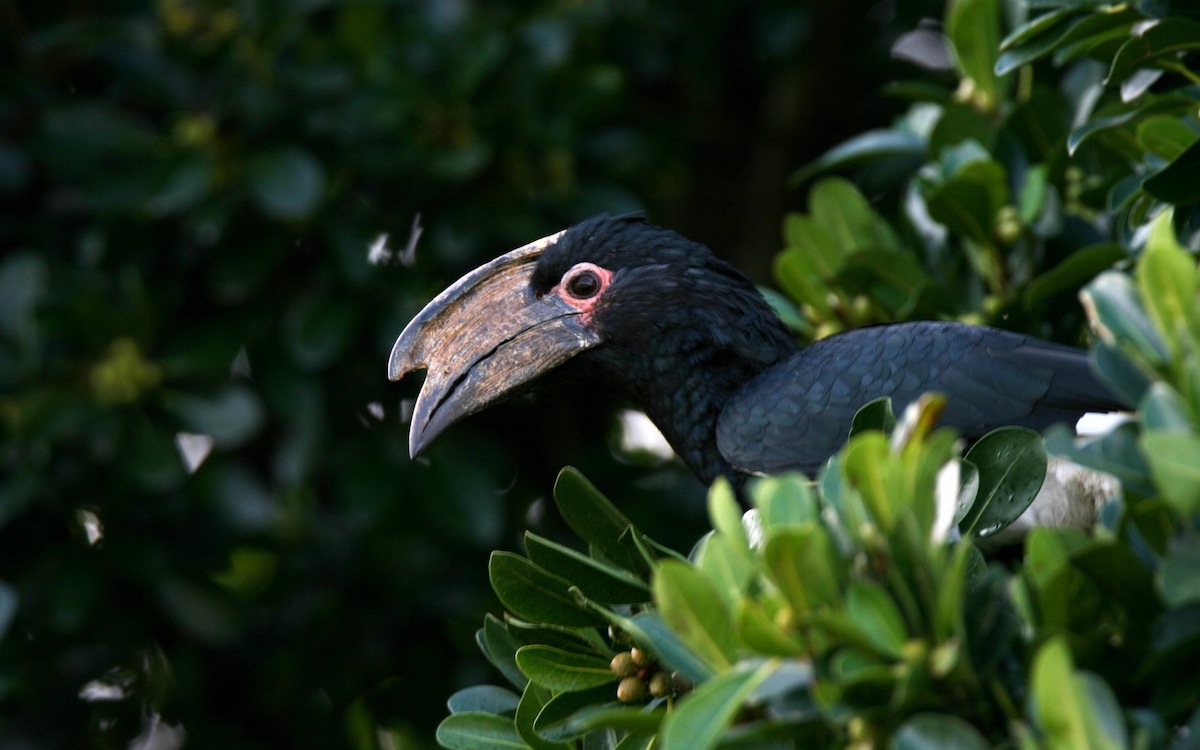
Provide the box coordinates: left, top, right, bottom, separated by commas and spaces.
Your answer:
389, 214, 1124, 493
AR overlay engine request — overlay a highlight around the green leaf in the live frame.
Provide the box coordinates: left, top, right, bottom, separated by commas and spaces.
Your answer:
695, 533, 756, 610
838, 250, 934, 316
749, 474, 819, 531
1140, 210, 1200, 351
436, 712, 532, 750
789, 130, 925, 187
1051, 9, 1139, 66
707, 478, 749, 551
736, 598, 806, 656
447, 686, 521, 716
657, 662, 776, 750
481, 615, 529, 691
1032, 639, 1126, 750
523, 533, 650, 605
1160, 545, 1200, 607
1024, 242, 1126, 309
1106, 17, 1200, 86
999, 7, 1078, 52
248, 146, 326, 220
809, 177, 896, 253
652, 560, 735, 671
1137, 116, 1199, 161
1145, 139, 1200, 205
782, 212, 847, 278
556, 703, 664, 737
515, 682, 568, 750
531, 685, 621, 742
1082, 271, 1170, 368
958, 428, 1046, 538
1141, 382, 1192, 433
922, 155, 1008, 245
762, 525, 842, 615
618, 611, 716, 685
849, 397, 897, 439
846, 582, 908, 659
489, 552, 602, 628
515, 645, 617, 693
553, 468, 648, 575
946, 0, 1006, 108
167, 385, 265, 449
891, 712, 991, 750
1141, 432, 1200, 513
995, 28, 1070, 76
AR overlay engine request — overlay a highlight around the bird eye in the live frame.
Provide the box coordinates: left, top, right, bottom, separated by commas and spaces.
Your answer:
566, 270, 601, 299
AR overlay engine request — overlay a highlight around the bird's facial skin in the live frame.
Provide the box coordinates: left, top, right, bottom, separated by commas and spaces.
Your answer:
542, 262, 614, 325
388, 230, 605, 458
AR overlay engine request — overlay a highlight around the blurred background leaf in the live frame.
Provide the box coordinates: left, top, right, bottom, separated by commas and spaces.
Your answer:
0, 0, 939, 747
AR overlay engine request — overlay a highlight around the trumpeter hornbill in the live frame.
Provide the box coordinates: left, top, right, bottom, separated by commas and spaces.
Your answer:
389, 213, 1125, 488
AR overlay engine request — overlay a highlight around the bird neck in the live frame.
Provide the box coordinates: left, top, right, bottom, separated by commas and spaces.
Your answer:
594, 290, 798, 485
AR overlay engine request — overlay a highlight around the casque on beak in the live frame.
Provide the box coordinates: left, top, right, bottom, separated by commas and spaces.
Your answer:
388, 230, 602, 458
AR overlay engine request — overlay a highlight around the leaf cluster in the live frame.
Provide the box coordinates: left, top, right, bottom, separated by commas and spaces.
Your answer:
445, 1, 1200, 747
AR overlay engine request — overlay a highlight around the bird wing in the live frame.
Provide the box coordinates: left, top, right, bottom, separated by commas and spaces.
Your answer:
715, 321, 1122, 476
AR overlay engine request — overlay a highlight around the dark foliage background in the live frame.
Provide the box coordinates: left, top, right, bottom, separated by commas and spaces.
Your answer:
0, 0, 939, 747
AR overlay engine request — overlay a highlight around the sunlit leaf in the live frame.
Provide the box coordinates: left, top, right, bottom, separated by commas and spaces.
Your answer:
657, 662, 776, 750
652, 561, 735, 671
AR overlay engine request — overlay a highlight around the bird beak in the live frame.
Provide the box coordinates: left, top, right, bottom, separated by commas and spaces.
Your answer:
388, 230, 602, 458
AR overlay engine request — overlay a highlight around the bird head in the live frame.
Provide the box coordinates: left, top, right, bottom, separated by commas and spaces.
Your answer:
389, 214, 795, 478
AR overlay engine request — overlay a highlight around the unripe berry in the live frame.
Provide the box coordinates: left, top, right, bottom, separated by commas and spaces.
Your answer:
629, 647, 654, 667
617, 676, 646, 703
610, 651, 638, 677
648, 671, 673, 698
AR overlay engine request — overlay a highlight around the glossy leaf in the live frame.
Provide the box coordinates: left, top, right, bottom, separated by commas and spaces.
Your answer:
618, 611, 715, 685
515, 645, 616, 693
523, 533, 650, 605
958, 428, 1046, 538
489, 552, 603, 628
530, 684, 619, 742
1137, 115, 1199, 161
447, 686, 522, 716
1105, 17, 1200, 86
1144, 139, 1200, 205
436, 712, 532, 750
481, 615, 530, 691
553, 468, 648, 575
515, 682, 568, 750
789, 130, 925, 187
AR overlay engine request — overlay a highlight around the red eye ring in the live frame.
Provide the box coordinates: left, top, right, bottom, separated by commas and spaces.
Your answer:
566, 269, 601, 299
